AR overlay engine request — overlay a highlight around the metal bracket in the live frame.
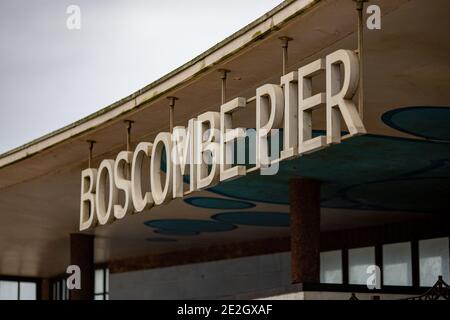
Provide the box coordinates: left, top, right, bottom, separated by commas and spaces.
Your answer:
123, 120, 134, 151
353, 0, 369, 120
86, 140, 96, 168
218, 69, 230, 104
279, 36, 293, 75
167, 96, 178, 132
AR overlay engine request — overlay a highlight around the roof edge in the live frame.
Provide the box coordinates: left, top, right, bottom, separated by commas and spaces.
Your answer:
0, 0, 321, 168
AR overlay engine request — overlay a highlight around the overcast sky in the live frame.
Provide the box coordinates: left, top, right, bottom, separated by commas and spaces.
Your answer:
0, 0, 282, 154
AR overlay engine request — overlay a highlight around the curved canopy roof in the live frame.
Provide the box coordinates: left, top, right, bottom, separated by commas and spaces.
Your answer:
0, 0, 448, 278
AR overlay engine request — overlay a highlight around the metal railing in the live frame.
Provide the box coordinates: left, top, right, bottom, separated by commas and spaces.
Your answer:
349, 276, 450, 300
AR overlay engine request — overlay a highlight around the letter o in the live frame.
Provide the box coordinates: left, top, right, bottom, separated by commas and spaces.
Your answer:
150, 132, 173, 205
95, 159, 117, 225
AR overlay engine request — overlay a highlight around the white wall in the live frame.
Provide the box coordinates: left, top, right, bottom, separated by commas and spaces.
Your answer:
110, 252, 292, 300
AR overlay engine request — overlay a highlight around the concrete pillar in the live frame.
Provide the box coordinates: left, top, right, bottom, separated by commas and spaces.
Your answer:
289, 178, 321, 284
40, 279, 51, 300
70, 233, 94, 300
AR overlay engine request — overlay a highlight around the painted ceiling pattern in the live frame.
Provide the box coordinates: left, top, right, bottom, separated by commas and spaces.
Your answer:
144, 106, 450, 241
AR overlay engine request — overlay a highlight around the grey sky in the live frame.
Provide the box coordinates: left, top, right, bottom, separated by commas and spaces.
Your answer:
0, 0, 282, 154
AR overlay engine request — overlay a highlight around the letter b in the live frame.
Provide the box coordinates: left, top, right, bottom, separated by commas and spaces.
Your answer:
79, 168, 98, 231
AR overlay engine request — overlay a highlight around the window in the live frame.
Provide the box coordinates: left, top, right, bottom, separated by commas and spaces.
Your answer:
19, 282, 37, 300
0, 281, 18, 300
383, 242, 412, 286
320, 250, 343, 284
95, 268, 109, 300
419, 237, 450, 287
0, 280, 37, 300
348, 246, 375, 285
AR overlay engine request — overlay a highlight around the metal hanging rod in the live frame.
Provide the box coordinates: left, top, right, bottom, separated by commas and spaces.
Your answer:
167, 96, 178, 132
86, 140, 96, 168
123, 120, 134, 151
353, 0, 368, 120
279, 36, 293, 76
218, 69, 230, 105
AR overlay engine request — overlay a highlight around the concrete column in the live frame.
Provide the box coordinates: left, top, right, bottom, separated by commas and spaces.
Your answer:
40, 279, 51, 300
289, 178, 321, 284
70, 233, 94, 300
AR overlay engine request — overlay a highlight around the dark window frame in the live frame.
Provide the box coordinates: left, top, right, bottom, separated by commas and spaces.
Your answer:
321, 236, 450, 291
